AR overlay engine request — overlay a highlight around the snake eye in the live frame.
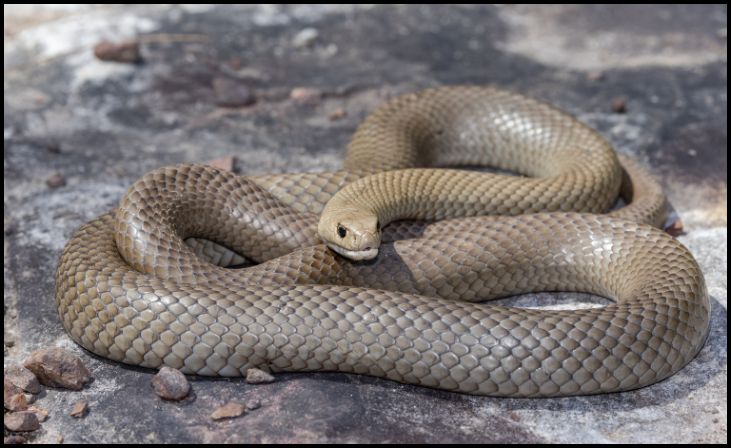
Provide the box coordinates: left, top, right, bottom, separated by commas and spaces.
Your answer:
376, 220, 380, 231
337, 224, 347, 238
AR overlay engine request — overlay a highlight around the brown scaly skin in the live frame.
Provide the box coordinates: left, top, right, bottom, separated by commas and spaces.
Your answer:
56, 86, 708, 397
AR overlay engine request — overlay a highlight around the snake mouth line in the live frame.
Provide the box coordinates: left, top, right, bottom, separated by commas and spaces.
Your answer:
326, 243, 379, 261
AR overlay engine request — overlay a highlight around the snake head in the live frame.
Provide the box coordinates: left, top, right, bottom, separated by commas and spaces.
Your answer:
318, 208, 381, 261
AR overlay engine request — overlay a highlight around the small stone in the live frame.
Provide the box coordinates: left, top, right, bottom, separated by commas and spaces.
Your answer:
5, 365, 41, 394
611, 98, 627, 113
245, 399, 261, 411
290, 87, 321, 104
5, 378, 23, 408
93, 40, 142, 63
4, 435, 27, 444
292, 27, 318, 48
45, 139, 62, 153
70, 400, 88, 418
587, 71, 605, 81
210, 402, 246, 420
27, 405, 49, 422
23, 347, 91, 390
5, 393, 28, 412
151, 367, 190, 401
206, 156, 235, 172
213, 77, 256, 107
665, 218, 685, 237
46, 173, 66, 189
246, 368, 275, 384
328, 108, 347, 121
4, 411, 40, 432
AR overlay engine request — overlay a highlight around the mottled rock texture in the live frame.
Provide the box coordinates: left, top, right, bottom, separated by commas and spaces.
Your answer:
4, 4, 726, 444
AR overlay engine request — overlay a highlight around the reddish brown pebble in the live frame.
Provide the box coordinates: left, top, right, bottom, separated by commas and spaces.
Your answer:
93, 40, 141, 63
665, 218, 685, 237
5, 378, 24, 409
290, 87, 321, 104
70, 400, 88, 418
611, 98, 627, 113
4, 435, 27, 444
151, 367, 190, 401
27, 405, 49, 422
46, 173, 66, 189
206, 156, 236, 172
5, 393, 28, 412
328, 108, 347, 121
587, 71, 605, 81
5, 365, 41, 394
245, 368, 275, 384
23, 347, 91, 390
4, 411, 40, 432
210, 402, 246, 420
213, 77, 256, 107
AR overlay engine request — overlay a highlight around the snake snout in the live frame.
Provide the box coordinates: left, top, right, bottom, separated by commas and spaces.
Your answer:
317, 208, 381, 260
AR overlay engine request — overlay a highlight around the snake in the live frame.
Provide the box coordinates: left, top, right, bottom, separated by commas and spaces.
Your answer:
55, 86, 710, 397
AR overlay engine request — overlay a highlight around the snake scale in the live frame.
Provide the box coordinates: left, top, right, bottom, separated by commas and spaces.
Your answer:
56, 86, 710, 397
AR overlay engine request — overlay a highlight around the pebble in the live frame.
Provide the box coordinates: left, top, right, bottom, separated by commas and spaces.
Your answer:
587, 71, 605, 81
151, 367, 190, 401
70, 400, 89, 418
5, 392, 28, 412
23, 347, 91, 390
666, 218, 685, 237
210, 402, 246, 420
290, 87, 321, 104
4, 411, 40, 432
4, 435, 27, 444
246, 368, 275, 384
27, 405, 49, 422
611, 98, 627, 113
206, 156, 236, 172
245, 399, 261, 411
4, 378, 24, 409
46, 173, 66, 189
5, 365, 41, 394
328, 108, 347, 121
93, 40, 142, 63
213, 77, 256, 107
292, 27, 319, 48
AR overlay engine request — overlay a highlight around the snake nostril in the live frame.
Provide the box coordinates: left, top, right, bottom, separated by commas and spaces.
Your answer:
364, 247, 371, 251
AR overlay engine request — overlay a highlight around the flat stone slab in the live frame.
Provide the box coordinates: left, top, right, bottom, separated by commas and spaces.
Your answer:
4, 4, 726, 444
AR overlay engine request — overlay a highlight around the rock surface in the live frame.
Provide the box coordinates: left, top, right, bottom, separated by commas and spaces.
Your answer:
3, 4, 726, 444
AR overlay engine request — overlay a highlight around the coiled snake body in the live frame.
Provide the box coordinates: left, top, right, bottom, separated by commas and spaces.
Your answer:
56, 86, 710, 396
